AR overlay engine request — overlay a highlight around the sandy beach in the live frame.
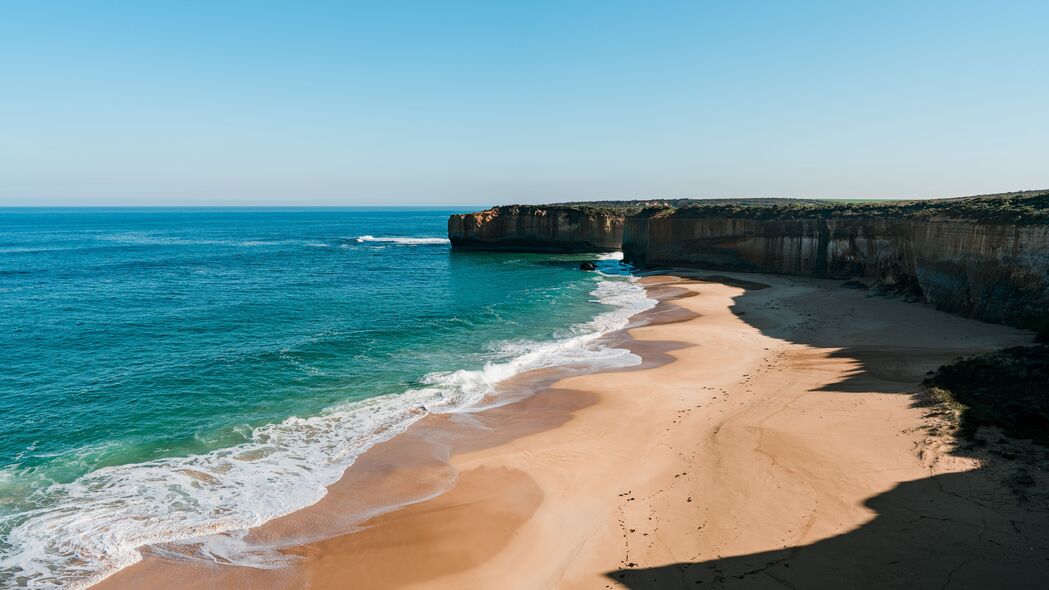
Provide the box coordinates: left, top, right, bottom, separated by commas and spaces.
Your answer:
99, 272, 1049, 589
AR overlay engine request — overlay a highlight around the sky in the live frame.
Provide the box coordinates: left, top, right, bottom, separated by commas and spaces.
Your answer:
1, 0, 1046, 206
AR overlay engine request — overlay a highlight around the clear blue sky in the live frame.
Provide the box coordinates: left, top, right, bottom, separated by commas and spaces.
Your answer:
1, 1, 1046, 206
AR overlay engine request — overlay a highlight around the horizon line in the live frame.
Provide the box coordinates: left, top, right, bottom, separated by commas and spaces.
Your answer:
1, 188, 1045, 209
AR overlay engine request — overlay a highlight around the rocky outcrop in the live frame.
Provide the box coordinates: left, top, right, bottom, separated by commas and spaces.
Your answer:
448, 205, 627, 252
622, 206, 1049, 331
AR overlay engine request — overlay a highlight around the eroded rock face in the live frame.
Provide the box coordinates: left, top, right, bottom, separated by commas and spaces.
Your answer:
623, 215, 1049, 331
448, 206, 625, 252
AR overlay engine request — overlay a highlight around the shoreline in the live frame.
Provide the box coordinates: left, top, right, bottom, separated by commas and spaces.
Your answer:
99, 271, 1049, 589
89, 270, 664, 588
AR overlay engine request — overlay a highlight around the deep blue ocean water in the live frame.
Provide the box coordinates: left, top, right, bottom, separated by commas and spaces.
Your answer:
0, 208, 650, 588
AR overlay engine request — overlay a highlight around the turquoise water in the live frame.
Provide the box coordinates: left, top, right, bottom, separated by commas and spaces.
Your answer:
0, 208, 650, 588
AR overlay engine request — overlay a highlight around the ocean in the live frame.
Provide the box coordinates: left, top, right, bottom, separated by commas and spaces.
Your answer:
0, 207, 653, 588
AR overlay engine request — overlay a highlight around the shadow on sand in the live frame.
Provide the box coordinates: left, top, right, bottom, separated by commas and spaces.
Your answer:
608, 468, 1049, 589
607, 274, 1049, 589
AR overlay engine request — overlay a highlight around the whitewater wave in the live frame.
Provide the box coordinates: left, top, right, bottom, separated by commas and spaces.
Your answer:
0, 266, 653, 589
354, 235, 450, 245
0, 246, 73, 254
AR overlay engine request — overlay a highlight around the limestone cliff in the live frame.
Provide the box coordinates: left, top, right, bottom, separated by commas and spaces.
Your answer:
622, 193, 1049, 331
448, 205, 628, 252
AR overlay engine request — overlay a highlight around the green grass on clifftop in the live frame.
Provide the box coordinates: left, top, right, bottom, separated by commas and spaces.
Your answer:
481, 204, 643, 218
475, 190, 1049, 224
648, 190, 1049, 223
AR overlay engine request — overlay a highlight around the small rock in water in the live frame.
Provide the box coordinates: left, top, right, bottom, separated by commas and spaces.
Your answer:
579, 261, 598, 271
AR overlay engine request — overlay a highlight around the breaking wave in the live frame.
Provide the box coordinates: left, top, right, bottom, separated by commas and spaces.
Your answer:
354, 235, 450, 245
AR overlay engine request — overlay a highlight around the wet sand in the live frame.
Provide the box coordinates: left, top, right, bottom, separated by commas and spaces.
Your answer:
99, 272, 1049, 589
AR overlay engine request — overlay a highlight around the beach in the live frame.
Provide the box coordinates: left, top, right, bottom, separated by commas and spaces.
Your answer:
98, 271, 1049, 589
6, 2, 1047, 587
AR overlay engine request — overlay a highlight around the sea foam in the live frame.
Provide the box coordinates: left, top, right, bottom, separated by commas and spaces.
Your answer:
0, 257, 653, 589
355, 235, 450, 245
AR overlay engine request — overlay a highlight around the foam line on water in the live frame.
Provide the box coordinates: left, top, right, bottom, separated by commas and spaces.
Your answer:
354, 235, 450, 245
0, 268, 654, 589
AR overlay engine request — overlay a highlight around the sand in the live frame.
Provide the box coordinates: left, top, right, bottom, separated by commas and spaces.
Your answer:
98, 272, 1049, 589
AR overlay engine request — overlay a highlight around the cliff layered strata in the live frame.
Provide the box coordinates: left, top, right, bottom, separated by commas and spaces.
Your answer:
623, 214, 1049, 330
448, 205, 626, 252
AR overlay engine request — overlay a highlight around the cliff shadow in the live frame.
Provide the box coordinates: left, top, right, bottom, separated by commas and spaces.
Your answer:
604, 272, 1049, 589
607, 467, 1049, 589
717, 272, 1032, 396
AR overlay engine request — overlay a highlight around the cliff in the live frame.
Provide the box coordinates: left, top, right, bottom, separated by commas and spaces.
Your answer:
622, 192, 1049, 331
448, 191, 1049, 331
448, 205, 631, 252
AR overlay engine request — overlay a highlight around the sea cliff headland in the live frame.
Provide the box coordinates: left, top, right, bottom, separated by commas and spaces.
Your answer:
448, 205, 632, 252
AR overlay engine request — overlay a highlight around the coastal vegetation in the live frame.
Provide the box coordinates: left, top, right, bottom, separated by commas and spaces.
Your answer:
924, 346, 1049, 446
548, 190, 1049, 223
644, 190, 1049, 223
551, 197, 827, 211
487, 203, 642, 219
